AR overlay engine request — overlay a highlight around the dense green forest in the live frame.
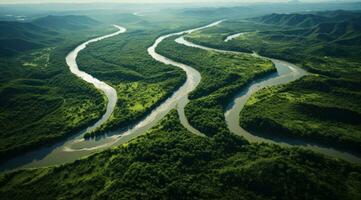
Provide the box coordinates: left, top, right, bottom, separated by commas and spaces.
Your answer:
186, 10, 361, 151
157, 36, 274, 136
77, 24, 187, 137
1, 111, 361, 200
187, 10, 361, 78
0, 12, 204, 157
0, 15, 114, 160
72, 12, 223, 137
0, 9, 217, 160
240, 76, 361, 151
1, 3, 361, 200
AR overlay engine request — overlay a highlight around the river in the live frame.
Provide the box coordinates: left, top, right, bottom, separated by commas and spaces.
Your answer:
0, 21, 221, 171
66, 25, 126, 133
1, 21, 360, 172
178, 33, 361, 163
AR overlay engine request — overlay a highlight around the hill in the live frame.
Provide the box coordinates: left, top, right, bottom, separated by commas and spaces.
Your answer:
32, 15, 100, 30
0, 15, 100, 56
251, 10, 361, 58
254, 13, 328, 28
0, 21, 56, 56
0, 21, 55, 40
305, 17, 361, 45
0, 14, 107, 160
184, 10, 361, 150
253, 10, 361, 28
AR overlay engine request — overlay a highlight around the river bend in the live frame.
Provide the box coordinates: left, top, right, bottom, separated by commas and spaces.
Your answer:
0, 21, 221, 171
1, 21, 360, 172
178, 32, 361, 164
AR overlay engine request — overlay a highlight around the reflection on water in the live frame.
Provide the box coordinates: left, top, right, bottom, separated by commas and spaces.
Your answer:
224, 32, 247, 42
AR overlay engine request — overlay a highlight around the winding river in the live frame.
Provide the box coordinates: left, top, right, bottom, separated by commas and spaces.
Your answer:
66, 25, 126, 133
0, 25, 126, 171
1, 21, 360, 172
178, 32, 361, 163
0, 21, 220, 171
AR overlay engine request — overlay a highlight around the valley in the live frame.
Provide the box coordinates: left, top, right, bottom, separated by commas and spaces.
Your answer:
0, 2, 361, 200
0, 15, 112, 162
185, 11, 361, 154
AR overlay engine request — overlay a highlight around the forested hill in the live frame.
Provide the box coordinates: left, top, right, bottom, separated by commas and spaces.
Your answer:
252, 10, 361, 28
32, 15, 100, 30
0, 14, 107, 161
253, 13, 328, 28
0, 15, 100, 57
251, 10, 361, 57
0, 21, 53, 56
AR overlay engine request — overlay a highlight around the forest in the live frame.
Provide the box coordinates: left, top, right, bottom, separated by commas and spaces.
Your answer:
0, 15, 112, 160
1, 111, 361, 200
0, 2, 361, 200
186, 10, 361, 152
77, 26, 186, 137
157, 35, 274, 136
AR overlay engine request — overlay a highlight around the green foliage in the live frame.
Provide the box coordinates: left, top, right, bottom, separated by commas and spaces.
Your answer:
240, 75, 361, 151
1, 9, 361, 199
77, 28, 186, 137
186, 10, 361, 150
253, 13, 329, 28
157, 35, 274, 136
0, 15, 104, 57
187, 13, 361, 79
32, 15, 100, 30
0, 11, 209, 155
0, 16, 113, 160
1, 111, 360, 200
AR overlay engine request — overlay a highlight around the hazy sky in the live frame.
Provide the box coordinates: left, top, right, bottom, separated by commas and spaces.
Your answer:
0, 0, 286, 3
0, 0, 358, 4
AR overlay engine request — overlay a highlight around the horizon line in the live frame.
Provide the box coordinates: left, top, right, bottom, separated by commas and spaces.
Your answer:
1, 1, 361, 5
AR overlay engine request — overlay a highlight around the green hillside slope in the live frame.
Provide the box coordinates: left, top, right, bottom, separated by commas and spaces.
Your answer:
186, 10, 361, 151
32, 15, 100, 30
0, 15, 108, 160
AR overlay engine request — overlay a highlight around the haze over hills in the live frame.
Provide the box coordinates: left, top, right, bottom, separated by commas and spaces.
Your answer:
0, 2, 361, 200
0, 21, 54, 56
254, 10, 361, 28
32, 15, 100, 30
252, 11, 361, 55
0, 15, 100, 56
254, 13, 329, 28
1, 0, 361, 4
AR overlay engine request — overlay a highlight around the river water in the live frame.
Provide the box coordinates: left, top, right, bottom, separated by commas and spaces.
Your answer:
0, 21, 221, 172
1, 21, 360, 172
179, 33, 361, 163
66, 25, 126, 133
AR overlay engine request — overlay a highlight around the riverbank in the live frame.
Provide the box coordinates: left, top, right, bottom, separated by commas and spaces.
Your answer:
0, 21, 222, 171
0, 25, 112, 162
181, 33, 361, 163
2, 110, 361, 200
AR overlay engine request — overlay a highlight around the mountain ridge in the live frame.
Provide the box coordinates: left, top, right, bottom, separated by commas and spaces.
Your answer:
32, 15, 100, 30
0, 15, 100, 56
